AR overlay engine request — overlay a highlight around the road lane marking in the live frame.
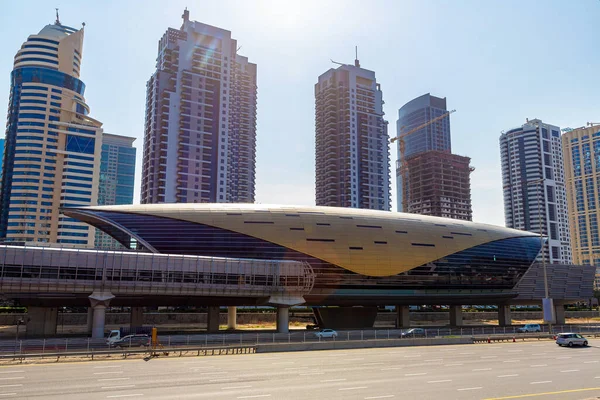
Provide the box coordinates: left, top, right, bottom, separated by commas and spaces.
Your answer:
237, 395, 271, 399
380, 367, 402, 371
363, 363, 384, 366
459, 352, 474, 355
403, 355, 421, 358
482, 386, 600, 399
106, 395, 143, 399
200, 372, 227, 375
284, 367, 308, 370
271, 361, 294, 365
209, 379, 237, 382
556, 356, 571, 359
503, 360, 520, 363
94, 372, 123, 375
428, 380, 452, 383
0, 394, 16, 397
584, 361, 599, 363
560, 369, 579, 373
444, 363, 463, 366
424, 359, 442, 362
508, 350, 523, 352
299, 372, 324, 376
529, 364, 547, 367
530, 381, 552, 384
404, 373, 427, 376
0, 378, 22, 381
0, 372, 23, 374
365, 396, 394, 399
481, 356, 497, 359
101, 385, 136, 389
94, 366, 121, 369
473, 368, 492, 371
497, 374, 518, 378
531, 353, 546, 356
222, 386, 252, 390
0, 385, 21, 388
339, 387, 368, 391
98, 378, 130, 382
457, 387, 482, 391
345, 358, 365, 361
321, 379, 346, 383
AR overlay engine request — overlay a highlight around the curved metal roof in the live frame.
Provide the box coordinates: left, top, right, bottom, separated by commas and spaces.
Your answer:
66, 204, 539, 277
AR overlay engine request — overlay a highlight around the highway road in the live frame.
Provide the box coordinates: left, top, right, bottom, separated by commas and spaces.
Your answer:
1, 340, 599, 399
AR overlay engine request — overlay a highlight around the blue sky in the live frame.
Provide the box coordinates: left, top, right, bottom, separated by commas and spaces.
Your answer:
1, 0, 598, 227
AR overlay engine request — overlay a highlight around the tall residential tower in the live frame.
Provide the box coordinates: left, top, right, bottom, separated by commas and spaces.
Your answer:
315, 59, 390, 210
562, 125, 600, 287
500, 119, 572, 264
141, 10, 257, 204
0, 17, 103, 246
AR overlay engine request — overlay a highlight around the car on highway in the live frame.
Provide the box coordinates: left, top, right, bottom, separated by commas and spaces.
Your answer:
556, 332, 588, 347
400, 328, 426, 338
112, 334, 151, 348
517, 323, 541, 333
314, 329, 338, 338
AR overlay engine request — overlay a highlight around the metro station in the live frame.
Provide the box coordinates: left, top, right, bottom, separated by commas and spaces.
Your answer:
0, 204, 594, 337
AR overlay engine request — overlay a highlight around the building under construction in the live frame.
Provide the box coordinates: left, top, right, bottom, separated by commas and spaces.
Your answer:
401, 151, 473, 220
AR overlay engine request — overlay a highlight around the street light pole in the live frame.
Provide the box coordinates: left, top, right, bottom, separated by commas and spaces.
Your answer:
526, 177, 554, 333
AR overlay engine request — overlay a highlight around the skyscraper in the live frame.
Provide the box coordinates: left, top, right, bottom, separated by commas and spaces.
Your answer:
315, 59, 390, 210
0, 17, 103, 246
396, 94, 452, 212
500, 119, 572, 264
0, 139, 4, 179
141, 9, 257, 205
95, 133, 136, 249
562, 125, 600, 287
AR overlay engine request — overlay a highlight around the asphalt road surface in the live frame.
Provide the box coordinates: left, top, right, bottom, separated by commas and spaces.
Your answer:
1, 340, 600, 399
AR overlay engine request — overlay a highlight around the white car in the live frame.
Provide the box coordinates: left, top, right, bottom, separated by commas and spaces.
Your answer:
556, 333, 588, 347
314, 329, 338, 338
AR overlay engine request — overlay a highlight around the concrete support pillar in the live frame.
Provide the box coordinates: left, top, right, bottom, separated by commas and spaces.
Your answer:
130, 307, 144, 328
86, 307, 94, 335
227, 306, 237, 330
207, 306, 220, 333
276, 306, 289, 334
88, 291, 115, 339
396, 305, 410, 328
449, 305, 463, 326
498, 305, 512, 327
26, 307, 58, 337
554, 304, 566, 325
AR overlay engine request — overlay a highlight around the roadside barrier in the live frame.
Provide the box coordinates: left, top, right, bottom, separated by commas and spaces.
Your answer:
0, 344, 256, 363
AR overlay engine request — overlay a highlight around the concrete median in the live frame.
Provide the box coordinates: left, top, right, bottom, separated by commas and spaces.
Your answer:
256, 337, 472, 353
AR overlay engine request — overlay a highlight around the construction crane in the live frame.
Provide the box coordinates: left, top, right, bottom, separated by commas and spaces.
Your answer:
391, 109, 456, 211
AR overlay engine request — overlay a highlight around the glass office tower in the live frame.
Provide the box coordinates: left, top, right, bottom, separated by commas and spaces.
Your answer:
95, 133, 136, 249
0, 18, 103, 246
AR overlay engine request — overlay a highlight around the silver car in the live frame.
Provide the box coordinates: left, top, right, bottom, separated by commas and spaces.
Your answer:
556, 332, 588, 347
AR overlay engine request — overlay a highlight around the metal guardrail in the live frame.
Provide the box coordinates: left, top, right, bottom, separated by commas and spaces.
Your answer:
1, 324, 599, 358
0, 344, 257, 363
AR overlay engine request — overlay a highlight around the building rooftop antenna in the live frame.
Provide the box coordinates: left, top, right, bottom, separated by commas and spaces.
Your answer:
355, 46, 360, 67
55, 8, 61, 25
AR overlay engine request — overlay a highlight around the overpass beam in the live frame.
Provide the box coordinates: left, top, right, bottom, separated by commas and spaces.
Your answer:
26, 307, 58, 337
227, 306, 237, 330
554, 304, 566, 325
498, 305, 512, 327
396, 305, 410, 328
89, 291, 115, 339
449, 305, 463, 327
130, 307, 144, 328
276, 306, 289, 334
207, 306, 220, 333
